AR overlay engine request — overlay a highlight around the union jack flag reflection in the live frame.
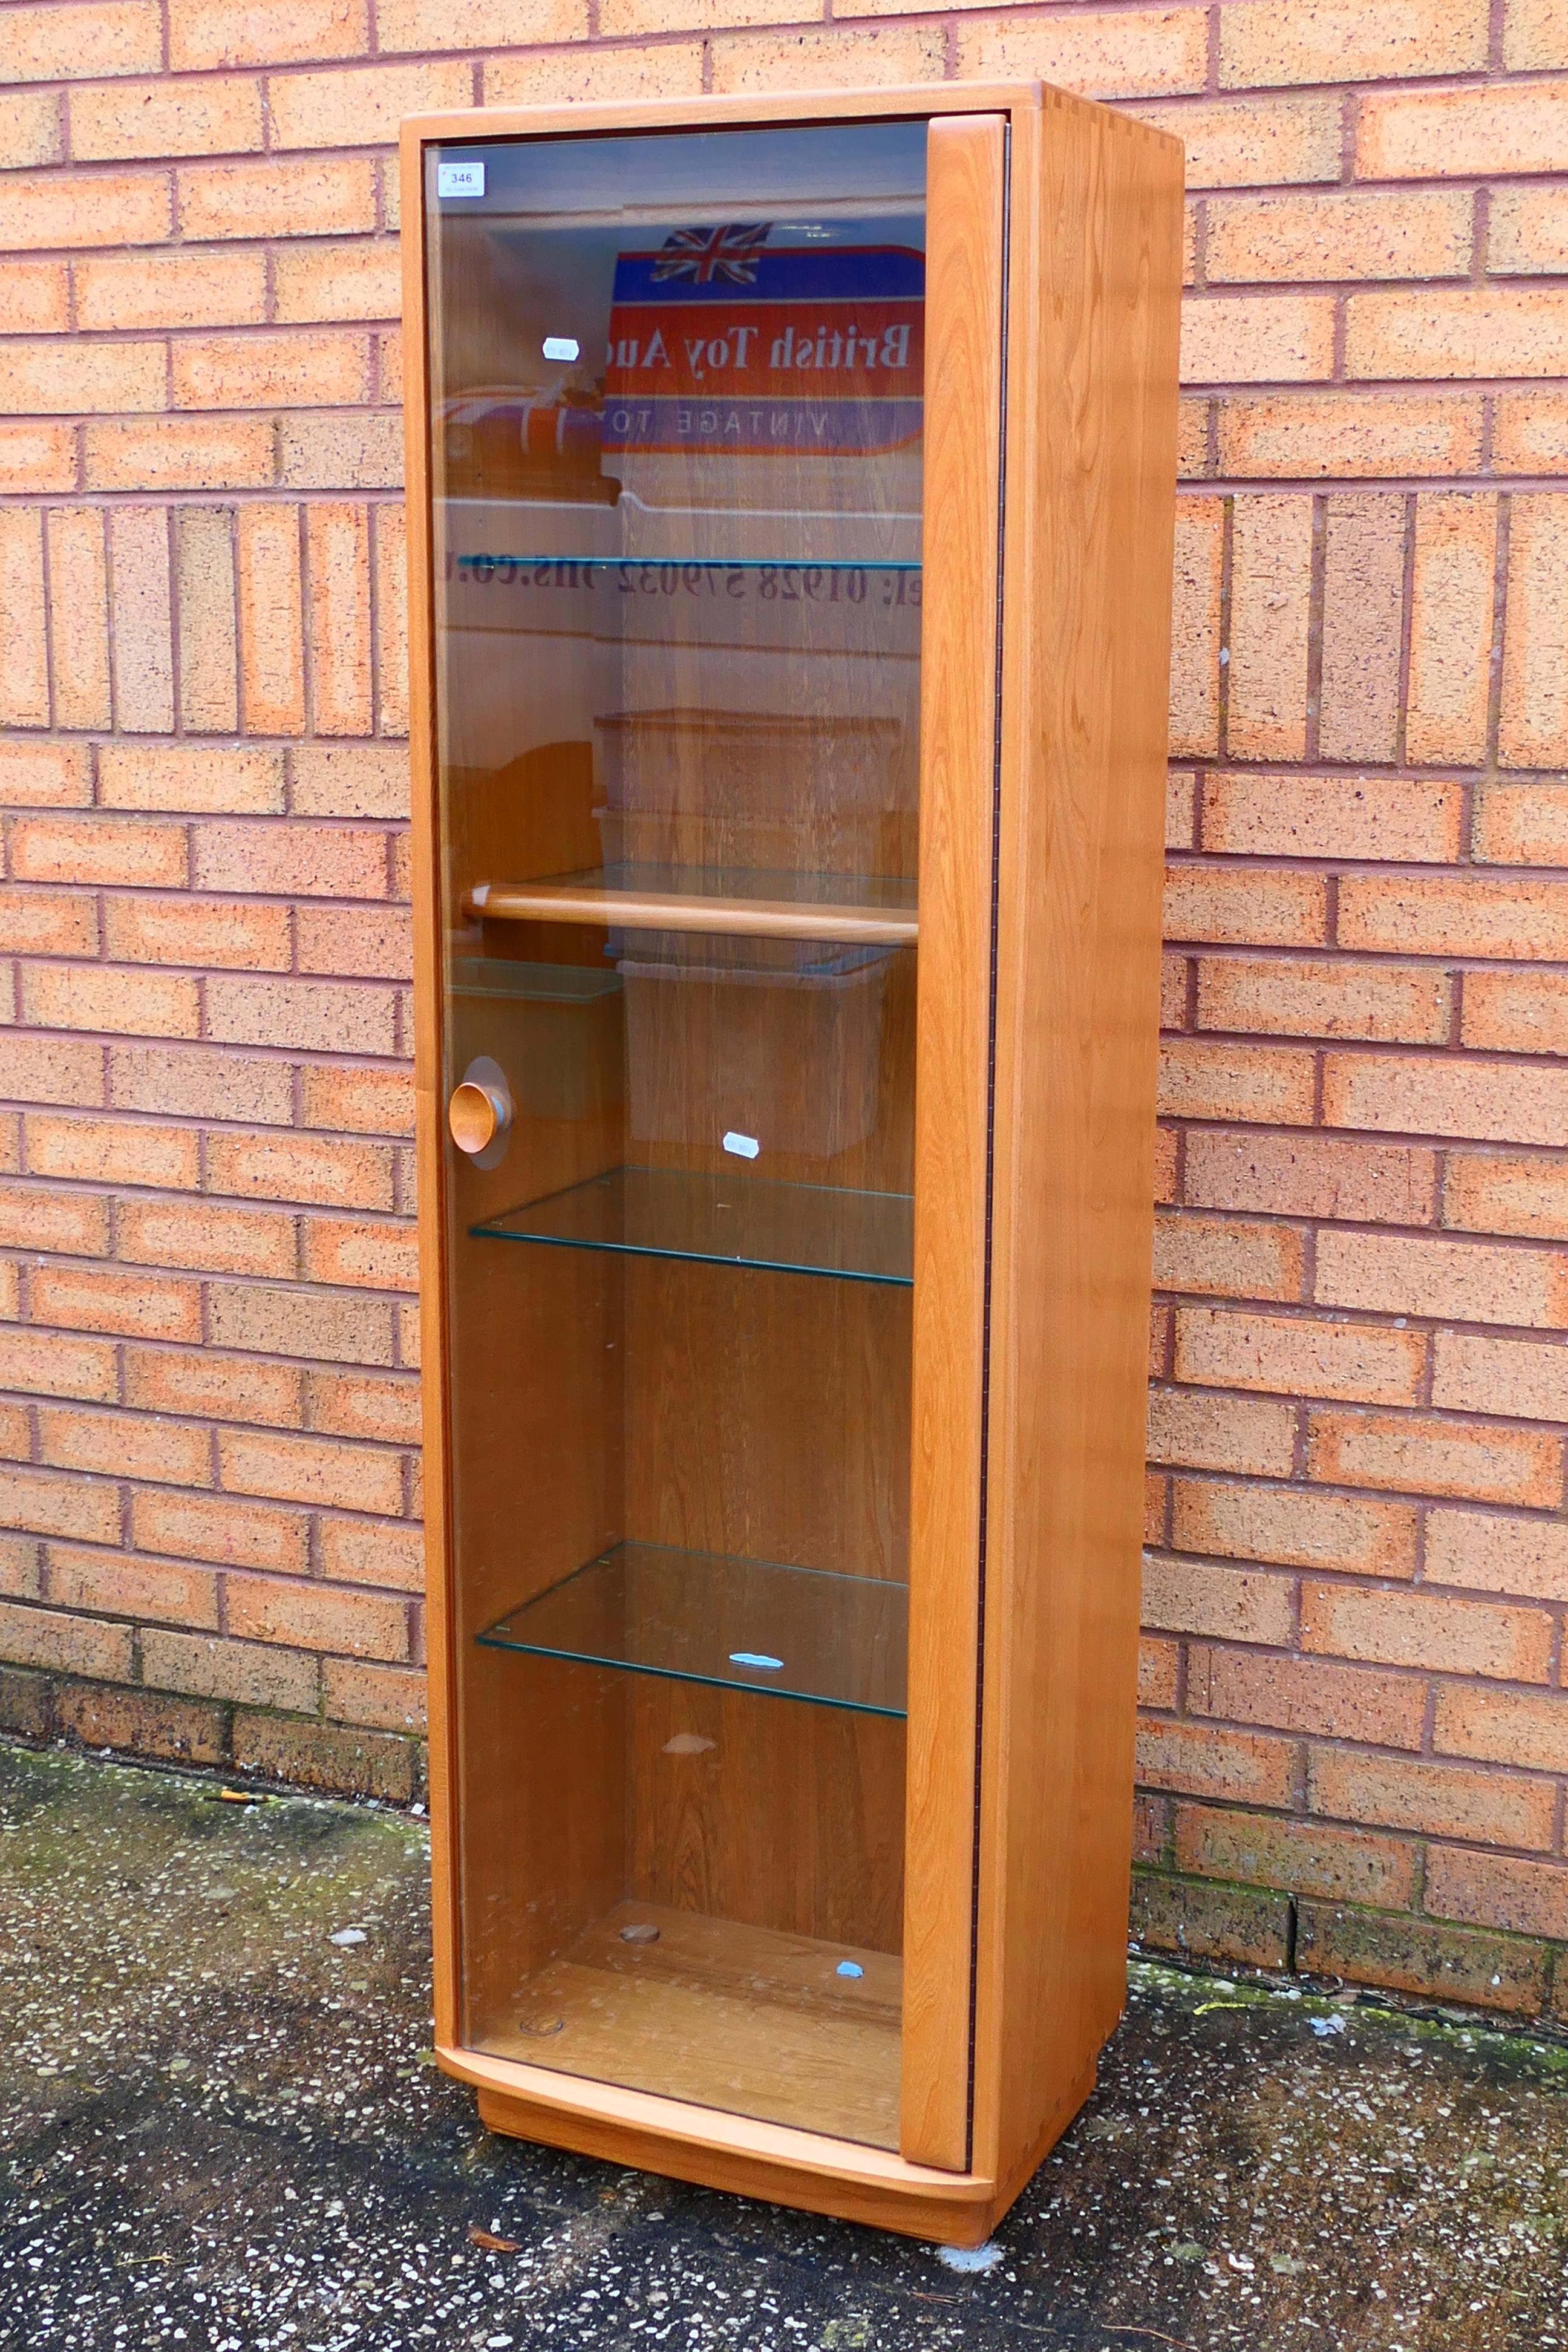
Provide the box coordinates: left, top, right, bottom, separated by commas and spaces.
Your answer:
650, 223, 773, 287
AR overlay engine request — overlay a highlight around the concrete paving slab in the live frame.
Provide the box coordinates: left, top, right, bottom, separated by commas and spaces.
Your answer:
3, 1739, 1567, 2351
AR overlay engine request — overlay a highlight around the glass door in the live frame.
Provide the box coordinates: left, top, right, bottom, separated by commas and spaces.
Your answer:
426, 119, 926, 2150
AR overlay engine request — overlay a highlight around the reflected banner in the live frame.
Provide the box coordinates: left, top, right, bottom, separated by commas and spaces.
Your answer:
604, 229, 926, 457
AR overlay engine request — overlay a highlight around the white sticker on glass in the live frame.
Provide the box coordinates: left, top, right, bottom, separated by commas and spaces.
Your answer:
542, 335, 580, 362
436, 160, 485, 200
722, 1131, 760, 1159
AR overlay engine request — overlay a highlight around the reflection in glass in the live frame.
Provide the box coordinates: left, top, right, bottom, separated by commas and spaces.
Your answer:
428, 120, 924, 2149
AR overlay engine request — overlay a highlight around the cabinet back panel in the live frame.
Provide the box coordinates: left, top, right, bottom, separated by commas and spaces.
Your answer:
624, 1258, 910, 1580
627, 1681, 906, 1953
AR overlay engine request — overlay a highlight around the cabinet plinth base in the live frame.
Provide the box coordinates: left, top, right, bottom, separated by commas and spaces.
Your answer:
447, 2046, 1100, 2244
471, 2080, 996, 2243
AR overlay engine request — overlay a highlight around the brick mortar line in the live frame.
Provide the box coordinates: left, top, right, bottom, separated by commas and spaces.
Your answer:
0, 1020, 415, 1054
1160, 1379, 1568, 1431
1154, 1717, 1561, 1772
1165, 1460, 1568, 1509
1146, 1544, 1568, 1615
1176, 1024, 1568, 1053
1137, 1892, 1563, 1965
1138, 1851, 1567, 1922
1154, 1469, 1568, 1512
1165, 1116, 1568, 1161
1138, 1763, 1568, 1834
1169, 1028, 1568, 1069
1151, 1260, 1515, 1299
0, 1210, 418, 1251
1154, 1374, 1568, 1423
1166, 941, 1568, 973
0, 1675, 425, 1749
4, 1479, 422, 1530
0, 1585, 422, 1660
1161, 1300, 1568, 1343
1147, 1618, 1561, 1674
0, 1248, 418, 1291
1166, 837, 1568, 856
0, 1376, 420, 1426
7, 936, 414, 969
0, 1359, 422, 1412
4, 1111, 413, 1145
1166, 1279, 1568, 1317
0, 1094, 415, 1132
13, 1539, 425, 1602
3, 1480, 423, 1535
1183, 480, 1568, 498
1150, 1640, 1564, 1688
8, 32, 1567, 97
2, 1157, 416, 1189
0, 1028, 414, 1063
1134, 1768, 1568, 1849
6, 961, 414, 990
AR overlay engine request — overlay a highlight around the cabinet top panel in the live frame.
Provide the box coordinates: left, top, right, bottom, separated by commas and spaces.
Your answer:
399, 83, 1050, 155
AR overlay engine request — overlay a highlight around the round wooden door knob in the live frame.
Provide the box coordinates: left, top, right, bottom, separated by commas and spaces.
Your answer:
448, 1078, 510, 1156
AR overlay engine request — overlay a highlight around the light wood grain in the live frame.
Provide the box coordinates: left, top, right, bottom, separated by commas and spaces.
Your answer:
899, 111, 1006, 2177
625, 1678, 906, 1961
971, 87, 1183, 2202
470, 2073, 1001, 2244
400, 125, 463, 2055
468, 881, 918, 946
402, 82, 1042, 147
482, 1901, 902, 2147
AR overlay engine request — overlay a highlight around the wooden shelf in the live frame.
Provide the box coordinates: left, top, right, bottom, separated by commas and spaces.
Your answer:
467, 877, 918, 946
479, 1901, 901, 2149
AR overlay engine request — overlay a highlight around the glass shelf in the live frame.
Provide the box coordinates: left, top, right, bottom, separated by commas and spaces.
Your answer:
472, 1165, 913, 1285
449, 955, 622, 1004
477, 1540, 908, 1717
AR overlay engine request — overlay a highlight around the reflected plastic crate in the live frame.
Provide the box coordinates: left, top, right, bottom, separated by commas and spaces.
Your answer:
616, 932, 893, 1160
595, 707, 909, 878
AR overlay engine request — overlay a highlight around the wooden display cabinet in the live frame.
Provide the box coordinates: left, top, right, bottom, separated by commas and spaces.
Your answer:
402, 82, 1181, 2244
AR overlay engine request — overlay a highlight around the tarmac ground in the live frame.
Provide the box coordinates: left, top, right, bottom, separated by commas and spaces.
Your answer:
3, 1737, 1567, 2351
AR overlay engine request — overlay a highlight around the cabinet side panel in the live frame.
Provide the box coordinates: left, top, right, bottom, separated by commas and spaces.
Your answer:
977, 93, 1183, 2192
900, 111, 1005, 2176
401, 127, 463, 2052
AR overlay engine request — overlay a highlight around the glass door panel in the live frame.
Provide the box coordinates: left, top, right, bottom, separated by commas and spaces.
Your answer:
426, 120, 924, 2150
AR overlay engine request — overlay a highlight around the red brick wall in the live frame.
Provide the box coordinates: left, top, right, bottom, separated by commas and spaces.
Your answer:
1, 0, 1567, 2007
